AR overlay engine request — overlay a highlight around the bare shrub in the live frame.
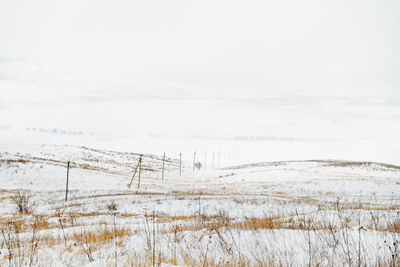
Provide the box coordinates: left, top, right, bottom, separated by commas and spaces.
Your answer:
11, 191, 35, 214
107, 201, 118, 212
194, 162, 202, 171
0, 217, 39, 266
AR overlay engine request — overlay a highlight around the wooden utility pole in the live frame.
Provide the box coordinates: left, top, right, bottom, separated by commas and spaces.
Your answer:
138, 154, 142, 188
225, 153, 227, 167
129, 154, 143, 188
179, 152, 182, 176
152, 210, 155, 266
129, 156, 140, 188
65, 161, 70, 202
193, 151, 196, 172
161, 152, 165, 181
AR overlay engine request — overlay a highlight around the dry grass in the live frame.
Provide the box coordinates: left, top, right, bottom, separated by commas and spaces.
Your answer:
232, 216, 281, 230
171, 190, 214, 196
0, 215, 51, 232
149, 209, 400, 234
0, 159, 29, 164
152, 214, 301, 233
127, 251, 249, 267
0, 207, 399, 266
40, 235, 60, 248
71, 227, 131, 249
320, 160, 400, 170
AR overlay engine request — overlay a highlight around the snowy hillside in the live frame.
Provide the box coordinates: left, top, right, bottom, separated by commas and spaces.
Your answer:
0, 145, 399, 266
1, 58, 400, 166
1, 0, 399, 264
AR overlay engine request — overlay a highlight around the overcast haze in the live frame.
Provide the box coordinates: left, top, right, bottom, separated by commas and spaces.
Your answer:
1, 0, 400, 82
1, 0, 400, 164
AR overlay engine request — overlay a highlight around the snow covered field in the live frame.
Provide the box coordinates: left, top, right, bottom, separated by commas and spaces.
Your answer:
1, 1, 400, 265
0, 67, 399, 266
0, 145, 399, 266
0, 55, 399, 267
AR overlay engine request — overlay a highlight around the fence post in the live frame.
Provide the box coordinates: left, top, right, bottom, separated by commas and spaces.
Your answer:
128, 156, 141, 188
162, 152, 165, 181
138, 154, 142, 188
225, 153, 227, 167
179, 152, 182, 176
193, 151, 196, 172
65, 161, 70, 202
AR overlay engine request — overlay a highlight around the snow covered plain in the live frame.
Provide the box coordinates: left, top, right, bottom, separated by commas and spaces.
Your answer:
0, 60, 399, 266
1, 59, 400, 166
1, 1, 400, 264
0, 144, 399, 266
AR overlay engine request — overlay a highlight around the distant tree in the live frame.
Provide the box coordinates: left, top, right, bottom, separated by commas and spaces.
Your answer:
194, 162, 202, 171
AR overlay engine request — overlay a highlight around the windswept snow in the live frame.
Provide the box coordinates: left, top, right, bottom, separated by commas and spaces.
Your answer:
0, 145, 399, 266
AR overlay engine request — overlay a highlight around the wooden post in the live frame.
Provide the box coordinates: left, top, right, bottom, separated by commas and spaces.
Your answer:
161, 152, 165, 181
193, 151, 196, 172
65, 161, 70, 202
204, 151, 206, 170
180, 152, 182, 176
137, 154, 142, 188
218, 152, 220, 168
128, 156, 141, 188
212, 152, 215, 169
225, 153, 227, 167
152, 210, 155, 266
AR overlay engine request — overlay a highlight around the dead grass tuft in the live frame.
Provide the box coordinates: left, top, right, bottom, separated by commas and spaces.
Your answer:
72, 227, 131, 249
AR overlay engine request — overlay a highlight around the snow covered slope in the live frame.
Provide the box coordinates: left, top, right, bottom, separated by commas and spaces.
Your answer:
1, 59, 399, 165
0, 145, 399, 266
1, 144, 399, 199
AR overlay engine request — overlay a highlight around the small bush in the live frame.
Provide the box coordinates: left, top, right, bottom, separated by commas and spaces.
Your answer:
107, 201, 118, 212
11, 191, 35, 214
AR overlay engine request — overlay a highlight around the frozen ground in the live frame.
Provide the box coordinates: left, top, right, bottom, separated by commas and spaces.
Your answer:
1, 1, 399, 265
0, 144, 399, 266
0, 56, 399, 267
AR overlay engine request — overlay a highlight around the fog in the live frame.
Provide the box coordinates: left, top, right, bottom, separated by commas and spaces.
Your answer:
1, 0, 399, 83
1, 0, 399, 164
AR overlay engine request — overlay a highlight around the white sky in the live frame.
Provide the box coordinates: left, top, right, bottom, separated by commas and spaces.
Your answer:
1, 0, 399, 84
